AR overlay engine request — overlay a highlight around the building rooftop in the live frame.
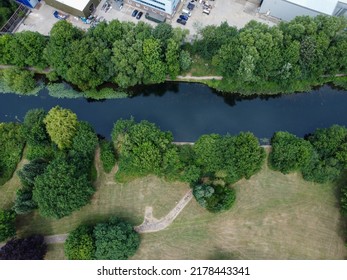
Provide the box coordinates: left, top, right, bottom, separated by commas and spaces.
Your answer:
55, 0, 91, 11
287, 0, 338, 15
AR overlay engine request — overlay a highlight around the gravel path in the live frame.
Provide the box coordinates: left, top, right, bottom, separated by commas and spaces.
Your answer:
134, 189, 193, 233
176, 75, 223, 80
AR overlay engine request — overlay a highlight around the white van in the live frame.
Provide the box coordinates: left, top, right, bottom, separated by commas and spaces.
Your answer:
203, 9, 210, 15
182, 9, 192, 17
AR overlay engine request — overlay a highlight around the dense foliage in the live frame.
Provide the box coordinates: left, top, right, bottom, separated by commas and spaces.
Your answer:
0, 122, 25, 185
32, 155, 95, 219
194, 132, 265, 184
193, 184, 236, 213
44, 106, 78, 150
112, 118, 181, 181
100, 140, 116, 173
14, 159, 48, 215
194, 16, 347, 94
93, 217, 140, 260
269, 131, 314, 174
303, 125, 347, 183
0, 235, 47, 260
64, 225, 95, 260
0, 209, 16, 242
269, 126, 347, 183
0, 68, 37, 94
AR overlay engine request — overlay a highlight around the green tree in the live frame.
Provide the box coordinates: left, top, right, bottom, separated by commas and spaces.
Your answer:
100, 140, 116, 173
44, 21, 83, 77
65, 37, 114, 90
166, 38, 180, 79
143, 38, 166, 84
302, 125, 347, 183
93, 217, 140, 260
179, 50, 192, 72
112, 119, 177, 178
13, 188, 37, 215
70, 121, 98, 158
112, 36, 145, 88
269, 131, 313, 174
33, 155, 95, 219
1, 68, 36, 94
8, 31, 48, 69
44, 106, 78, 150
17, 158, 48, 188
23, 109, 49, 146
193, 184, 236, 213
64, 225, 95, 260
0, 209, 16, 242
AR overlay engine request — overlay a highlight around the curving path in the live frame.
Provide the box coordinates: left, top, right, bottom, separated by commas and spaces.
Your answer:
134, 189, 193, 233
176, 75, 223, 80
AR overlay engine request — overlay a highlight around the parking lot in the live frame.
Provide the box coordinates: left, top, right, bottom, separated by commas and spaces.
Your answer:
15, 0, 278, 36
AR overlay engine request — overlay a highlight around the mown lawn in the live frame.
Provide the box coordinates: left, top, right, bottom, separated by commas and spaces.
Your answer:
1, 152, 346, 260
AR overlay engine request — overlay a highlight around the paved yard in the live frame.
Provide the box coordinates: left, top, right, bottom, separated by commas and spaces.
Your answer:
15, 0, 278, 36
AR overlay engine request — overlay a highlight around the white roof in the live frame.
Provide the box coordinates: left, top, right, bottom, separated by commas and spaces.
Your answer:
56, 0, 91, 11
287, 0, 338, 15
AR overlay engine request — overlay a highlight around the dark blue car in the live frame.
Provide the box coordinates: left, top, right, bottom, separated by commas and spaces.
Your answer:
179, 14, 188, 21
132, 9, 138, 17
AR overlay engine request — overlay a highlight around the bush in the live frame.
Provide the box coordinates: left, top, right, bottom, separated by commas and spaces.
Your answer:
64, 225, 95, 260
100, 140, 116, 173
0, 209, 16, 242
193, 184, 236, 213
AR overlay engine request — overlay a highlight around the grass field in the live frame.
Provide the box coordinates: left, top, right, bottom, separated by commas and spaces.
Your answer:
1, 151, 346, 260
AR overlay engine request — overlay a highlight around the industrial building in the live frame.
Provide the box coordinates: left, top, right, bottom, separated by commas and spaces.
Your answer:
125, 0, 181, 19
259, 0, 347, 21
44, 0, 101, 17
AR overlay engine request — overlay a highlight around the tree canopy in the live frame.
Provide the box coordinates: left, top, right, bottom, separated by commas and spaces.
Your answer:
93, 217, 140, 260
0, 235, 47, 260
44, 106, 78, 150
64, 225, 95, 260
269, 131, 313, 174
32, 155, 95, 219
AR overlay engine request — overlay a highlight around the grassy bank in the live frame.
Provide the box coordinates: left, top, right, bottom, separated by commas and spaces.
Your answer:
1, 151, 346, 260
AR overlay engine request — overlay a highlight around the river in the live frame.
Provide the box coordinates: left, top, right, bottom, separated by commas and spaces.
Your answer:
0, 82, 346, 141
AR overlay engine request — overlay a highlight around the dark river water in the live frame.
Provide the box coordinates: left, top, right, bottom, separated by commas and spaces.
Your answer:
0, 82, 347, 141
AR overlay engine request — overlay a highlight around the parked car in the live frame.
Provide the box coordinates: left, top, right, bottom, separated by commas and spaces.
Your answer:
182, 8, 192, 16
132, 9, 138, 17
136, 11, 143, 19
179, 14, 188, 21
187, 2, 195, 10
176, 18, 186, 25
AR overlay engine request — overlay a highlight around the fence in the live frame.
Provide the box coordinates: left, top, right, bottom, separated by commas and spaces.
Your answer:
0, 4, 30, 34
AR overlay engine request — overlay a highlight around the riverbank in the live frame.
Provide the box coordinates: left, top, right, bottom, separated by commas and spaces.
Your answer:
1, 65, 347, 98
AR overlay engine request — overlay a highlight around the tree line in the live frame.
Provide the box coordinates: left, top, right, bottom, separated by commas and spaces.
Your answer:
1, 15, 347, 96
0, 20, 191, 92
193, 16, 347, 94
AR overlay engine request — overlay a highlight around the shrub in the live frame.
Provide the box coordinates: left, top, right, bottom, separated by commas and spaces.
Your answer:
193, 184, 236, 213
100, 140, 116, 173
64, 225, 95, 260
0, 209, 16, 242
